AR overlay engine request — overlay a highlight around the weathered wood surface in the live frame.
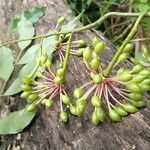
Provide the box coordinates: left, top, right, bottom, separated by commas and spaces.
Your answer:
0, 0, 150, 150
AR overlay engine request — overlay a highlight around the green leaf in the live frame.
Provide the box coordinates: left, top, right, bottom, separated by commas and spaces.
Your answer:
18, 16, 35, 50
18, 34, 56, 64
4, 61, 36, 96
7, 17, 20, 32
61, 11, 83, 32
0, 46, 14, 81
0, 108, 36, 135
23, 7, 46, 24
7, 7, 46, 32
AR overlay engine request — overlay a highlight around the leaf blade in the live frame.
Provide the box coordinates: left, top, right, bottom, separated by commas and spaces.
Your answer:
0, 108, 36, 135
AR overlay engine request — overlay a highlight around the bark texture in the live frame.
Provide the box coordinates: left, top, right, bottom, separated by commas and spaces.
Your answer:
0, 0, 150, 150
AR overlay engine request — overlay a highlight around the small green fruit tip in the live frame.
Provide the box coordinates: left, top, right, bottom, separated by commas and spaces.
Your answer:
60, 94, 71, 105
26, 103, 37, 112
41, 98, 54, 108
93, 73, 104, 84
94, 41, 105, 55
109, 108, 122, 122
60, 111, 68, 122
54, 76, 64, 85
57, 16, 66, 24
91, 95, 102, 107
73, 88, 84, 99
77, 39, 87, 48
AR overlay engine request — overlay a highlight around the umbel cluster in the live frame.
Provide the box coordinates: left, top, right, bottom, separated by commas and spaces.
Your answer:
21, 36, 150, 125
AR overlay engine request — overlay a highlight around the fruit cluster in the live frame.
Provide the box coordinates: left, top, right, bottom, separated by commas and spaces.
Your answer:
20, 35, 150, 125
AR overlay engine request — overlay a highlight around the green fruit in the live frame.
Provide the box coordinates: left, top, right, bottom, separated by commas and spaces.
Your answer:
28, 94, 38, 102
123, 43, 134, 53
139, 84, 150, 92
122, 103, 138, 113
91, 111, 101, 126
92, 37, 101, 48
56, 68, 65, 77
118, 53, 128, 62
130, 58, 140, 65
41, 99, 54, 108
139, 70, 150, 77
130, 64, 143, 74
58, 16, 66, 24
76, 99, 87, 111
127, 83, 141, 93
76, 48, 84, 56
77, 40, 86, 48
117, 68, 126, 75
45, 59, 51, 68
141, 45, 149, 58
20, 91, 32, 99
128, 93, 143, 101
60, 111, 68, 122
109, 109, 121, 122
91, 95, 102, 107
21, 85, 32, 91
141, 79, 150, 85
131, 75, 146, 83
54, 76, 63, 85
23, 76, 33, 85
129, 100, 146, 108
90, 58, 101, 70
36, 72, 43, 78
94, 42, 104, 54
83, 47, 92, 61
26, 103, 37, 112
114, 106, 128, 117
95, 107, 105, 121
73, 88, 84, 99
92, 51, 99, 58
70, 105, 77, 115
118, 73, 133, 82
93, 74, 103, 84
61, 94, 71, 105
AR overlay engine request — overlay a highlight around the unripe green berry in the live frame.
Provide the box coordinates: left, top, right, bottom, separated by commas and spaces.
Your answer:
139, 69, 150, 77
20, 91, 32, 99
114, 106, 128, 117
93, 74, 103, 84
94, 42, 104, 55
139, 84, 150, 92
141, 45, 149, 58
118, 53, 128, 62
117, 68, 126, 75
77, 40, 86, 48
28, 94, 38, 102
90, 58, 101, 70
91, 112, 100, 126
54, 76, 63, 85
128, 93, 143, 101
118, 73, 133, 82
129, 100, 146, 108
44, 99, 54, 108
92, 37, 101, 48
95, 107, 105, 122
91, 95, 102, 107
83, 47, 92, 61
127, 83, 141, 93
73, 88, 84, 99
58, 16, 66, 24
109, 108, 121, 122
76, 99, 87, 111
76, 48, 84, 56
23, 76, 33, 85
131, 75, 146, 83
70, 105, 77, 115
60, 111, 68, 122
130, 64, 143, 74
56, 68, 65, 77
92, 51, 99, 58
141, 79, 150, 85
123, 43, 134, 53
44, 59, 51, 69
26, 103, 37, 112
21, 85, 32, 91
35, 72, 43, 78
61, 94, 71, 105
122, 103, 138, 113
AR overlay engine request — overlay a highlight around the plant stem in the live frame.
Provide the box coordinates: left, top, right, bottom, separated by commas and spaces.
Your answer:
0, 12, 150, 48
62, 33, 73, 78
0, 80, 7, 95
103, 13, 145, 77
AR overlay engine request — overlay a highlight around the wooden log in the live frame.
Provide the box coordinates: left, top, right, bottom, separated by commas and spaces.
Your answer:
0, 0, 150, 149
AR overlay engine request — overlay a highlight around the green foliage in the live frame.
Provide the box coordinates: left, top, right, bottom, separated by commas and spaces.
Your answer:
0, 46, 14, 81
0, 108, 36, 135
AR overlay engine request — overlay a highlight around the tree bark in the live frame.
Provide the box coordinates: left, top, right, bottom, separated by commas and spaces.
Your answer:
0, 0, 150, 150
